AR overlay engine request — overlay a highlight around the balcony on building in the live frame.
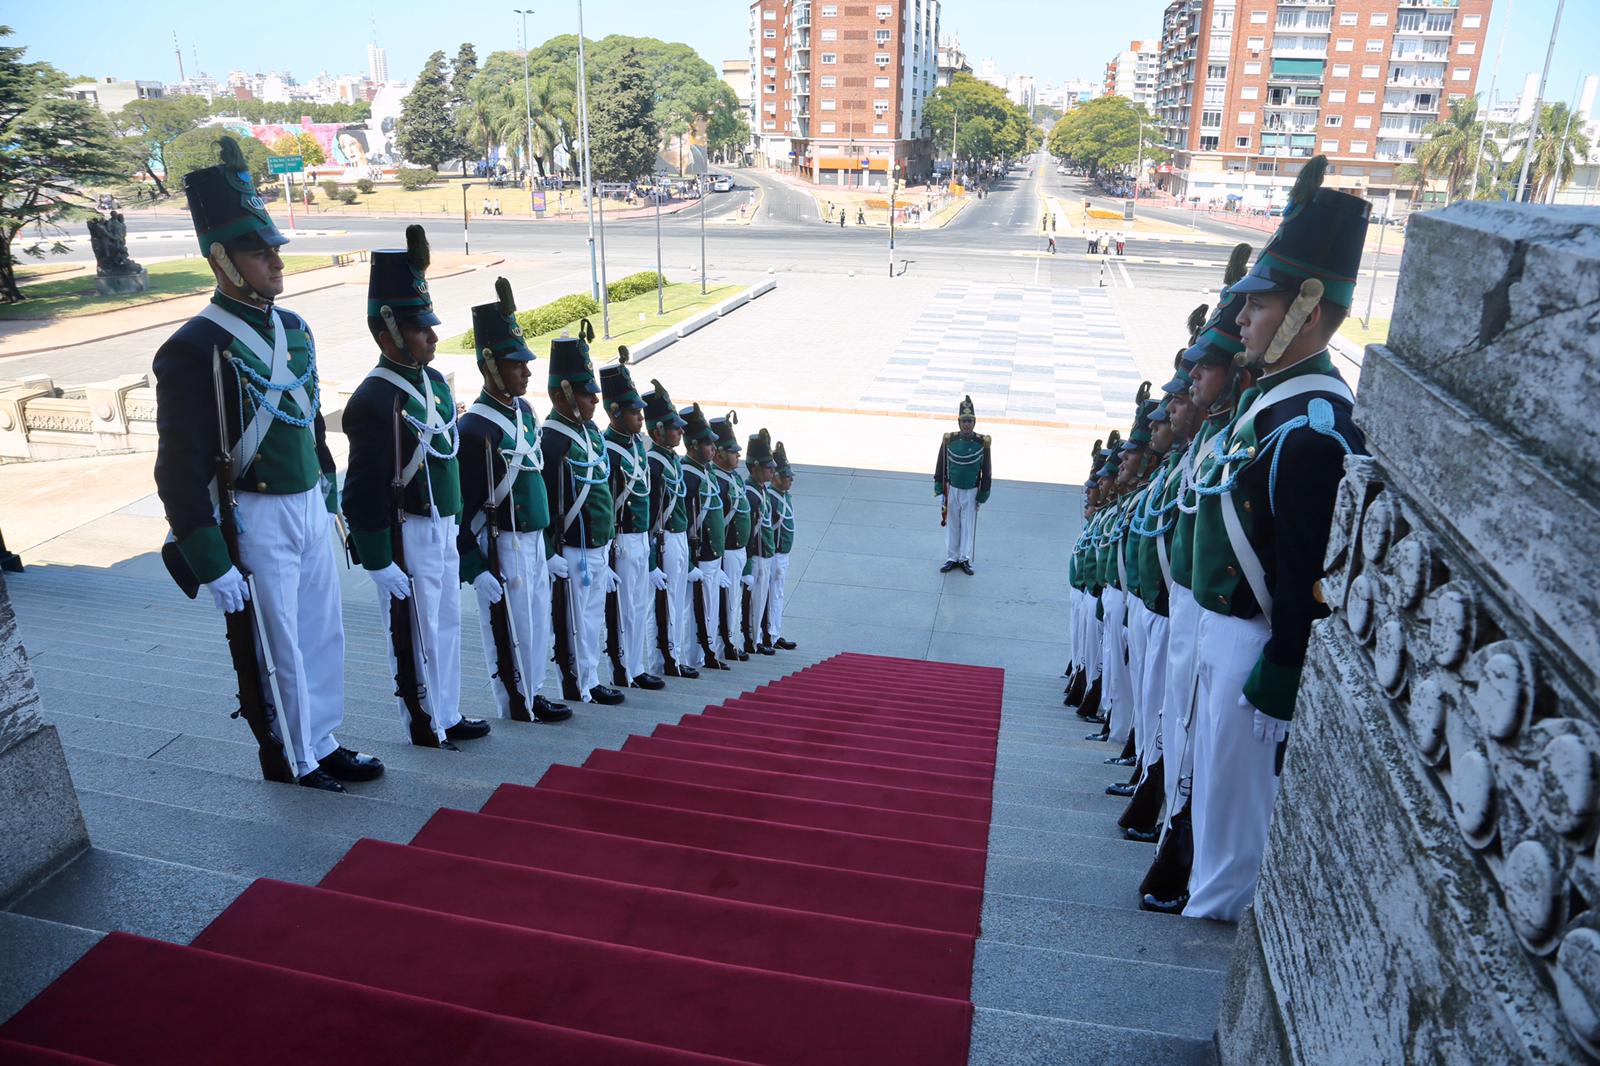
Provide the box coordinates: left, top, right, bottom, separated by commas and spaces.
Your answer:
795, 2, 810, 28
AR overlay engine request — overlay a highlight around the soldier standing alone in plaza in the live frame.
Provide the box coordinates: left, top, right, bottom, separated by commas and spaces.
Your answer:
935, 396, 992, 574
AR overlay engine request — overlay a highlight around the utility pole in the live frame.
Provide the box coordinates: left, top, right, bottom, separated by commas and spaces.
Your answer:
654, 185, 664, 314
597, 183, 610, 338
888, 167, 899, 277
1469, 0, 1514, 202
576, 0, 599, 301
1515, 0, 1564, 204
1549, 73, 1583, 205
699, 173, 708, 295
461, 182, 475, 254
516, 8, 536, 216
1133, 110, 1143, 205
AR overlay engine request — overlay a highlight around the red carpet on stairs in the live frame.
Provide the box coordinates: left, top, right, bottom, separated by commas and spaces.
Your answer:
1, 652, 1003, 1065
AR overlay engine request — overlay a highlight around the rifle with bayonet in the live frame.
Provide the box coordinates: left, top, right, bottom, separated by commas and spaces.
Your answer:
481, 437, 532, 722
550, 441, 581, 701
389, 394, 440, 748
650, 455, 679, 675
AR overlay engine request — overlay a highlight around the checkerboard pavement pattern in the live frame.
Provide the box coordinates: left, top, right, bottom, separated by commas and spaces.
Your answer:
858, 283, 1143, 424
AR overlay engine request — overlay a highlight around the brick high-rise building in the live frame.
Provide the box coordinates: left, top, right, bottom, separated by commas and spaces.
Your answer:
750, 0, 941, 187
1155, 0, 1492, 211
1104, 40, 1159, 110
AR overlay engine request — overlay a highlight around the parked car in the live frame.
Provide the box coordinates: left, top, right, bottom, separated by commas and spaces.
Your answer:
708, 174, 734, 193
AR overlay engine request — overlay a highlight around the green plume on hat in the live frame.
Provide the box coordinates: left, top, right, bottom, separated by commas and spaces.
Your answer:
406, 224, 430, 272
216, 134, 248, 171
1288, 156, 1328, 212
618, 345, 630, 364
495, 276, 515, 315
1135, 380, 1152, 406
1224, 243, 1252, 286
1186, 303, 1209, 343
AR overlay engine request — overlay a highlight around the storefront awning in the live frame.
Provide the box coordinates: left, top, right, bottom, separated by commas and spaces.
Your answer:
1271, 58, 1325, 80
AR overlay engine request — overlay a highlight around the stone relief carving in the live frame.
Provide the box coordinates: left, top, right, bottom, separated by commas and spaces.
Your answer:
1324, 453, 1600, 1059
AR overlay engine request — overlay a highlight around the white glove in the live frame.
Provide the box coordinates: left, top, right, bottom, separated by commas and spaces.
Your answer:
687, 567, 704, 585
207, 566, 249, 614
605, 568, 621, 593
370, 562, 411, 601
546, 553, 570, 580
1252, 709, 1290, 744
718, 570, 734, 590
472, 570, 504, 604
650, 569, 669, 591
740, 574, 755, 589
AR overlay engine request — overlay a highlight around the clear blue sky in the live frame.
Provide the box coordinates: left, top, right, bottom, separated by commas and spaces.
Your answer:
7, 0, 1593, 107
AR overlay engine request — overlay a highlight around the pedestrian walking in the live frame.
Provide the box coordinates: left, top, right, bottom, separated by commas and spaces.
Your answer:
857, 207, 866, 225
1047, 234, 1057, 255
1116, 233, 1126, 256
840, 209, 846, 228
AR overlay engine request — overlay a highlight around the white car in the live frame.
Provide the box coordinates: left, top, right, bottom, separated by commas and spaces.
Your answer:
708, 175, 734, 193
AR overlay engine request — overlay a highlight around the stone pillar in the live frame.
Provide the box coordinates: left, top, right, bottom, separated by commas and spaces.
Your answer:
1217, 203, 1600, 1063
0, 572, 87, 905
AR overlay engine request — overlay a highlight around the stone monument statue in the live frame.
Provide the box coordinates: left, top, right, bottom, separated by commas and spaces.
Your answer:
1217, 203, 1600, 1063
88, 211, 148, 296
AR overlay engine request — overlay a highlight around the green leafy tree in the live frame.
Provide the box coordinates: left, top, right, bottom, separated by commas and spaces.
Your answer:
1510, 100, 1593, 203
522, 71, 574, 176
704, 82, 752, 163
108, 94, 211, 197
268, 131, 324, 167
956, 116, 996, 162
924, 73, 1032, 164
458, 76, 502, 166
0, 26, 129, 302
230, 100, 371, 124
587, 46, 660, 182
1413, 96, 1489, 203
1047, 95, 1163, 179
164, 126, 272, 187
396, 50, 459, 169
451, 43, 479, 175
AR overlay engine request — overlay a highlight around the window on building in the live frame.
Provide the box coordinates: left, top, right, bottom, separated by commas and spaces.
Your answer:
1452, 68, 1471, 81
1201, 109, 1222, 128
1339, 12, 1357, 26
1328, 89, 1346, 103
820, 3, 836, 14
1238, 111, 1255, 125
1331, 64, 1349, 78
820, 99, 836, 110
1247, 36, 1265, 50
1204, 84, 1224, 103
1244, 61, 1261, 75
1200, 134, 1220, 150
820, 75, 836, 86
874, 98, 890, 109
876, 4, 892, 18
1335, 38, 1353, 52
821, 52, 837, 63
873, 122, 889, 134
820, 28, 837, 40
1208, 63, 1227, 79
1458, 41, 1477, 55
764, 102, 777, 113
875, 53, 891, 66
1236, 135, 1251, 148
1213, 9, 1233, 29
1354, 115, 1372, 129
1322, 139, 1340, 151
764, 66, 776, 76
1463, 14, 1481, 28
763, 9, 776, 19
765, 83, 776, 94
1425, 13, 1453, 32
1357, 90, 1376, 103
820, 121, 836, 133
1325, 115, 1343, 127
763, 29, 776, 39
1240, 85, 1259, 100
1362, 64, 1380, 78
1351, 140, 1368, 153
1366, 39, 1383, 52
1370, 13, 1388, 26
1250, 9, 1267, 22
764, 120, 776, 129
874, 75, 890, 88
876, 29, 891, 44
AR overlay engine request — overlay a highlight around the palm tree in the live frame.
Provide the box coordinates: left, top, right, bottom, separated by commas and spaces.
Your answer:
1509, 101, 1593, 203
458, 77, 501, 168
1413, 96, 1488, 203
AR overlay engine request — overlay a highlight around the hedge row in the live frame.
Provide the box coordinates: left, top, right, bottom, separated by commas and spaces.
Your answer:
606, 270, 667, 302
462, 275, 667, 349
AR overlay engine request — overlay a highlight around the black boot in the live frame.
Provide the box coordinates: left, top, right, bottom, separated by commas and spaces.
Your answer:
774, 638, 797, 650
532, 694, 573, 723
1075, 676, 1103, 720
1118, 758, 1165, 841
1139, 804, 1193, 913
1064, 669, 1087, 707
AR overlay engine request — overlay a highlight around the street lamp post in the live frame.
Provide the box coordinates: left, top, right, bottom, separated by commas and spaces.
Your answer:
461, 182, 475, 253
1469, 0, 1514, 202
1514, 0, 1565, 204
654, 185, 664, 314
597, 181, 611, 339
699, 173, 708, 295
576, 0, 599, 301
515, 8, 536, 216
888, 167, 899, 277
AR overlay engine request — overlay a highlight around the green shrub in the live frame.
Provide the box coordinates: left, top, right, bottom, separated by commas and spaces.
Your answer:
356, 178, 375, 194
320, 179, 340, 199
397, 167, 439, 191
336, 188, 359, 205
301, 187, 315, 204
463, 292, 601, 349
606, 270, 667, 302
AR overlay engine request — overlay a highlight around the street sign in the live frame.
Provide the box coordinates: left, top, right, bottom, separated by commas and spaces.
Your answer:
860, 157, 871, 169
268, 155, 304, 174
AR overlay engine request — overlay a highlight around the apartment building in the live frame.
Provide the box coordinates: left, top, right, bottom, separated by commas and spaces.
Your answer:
750, 0, 941, 186
1104, 40, 1159, 110
1155, 0, 1492, 210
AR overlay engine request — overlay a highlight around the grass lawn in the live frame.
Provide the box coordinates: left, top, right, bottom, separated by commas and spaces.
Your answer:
0, 255, 330, 320
445, 283, 743, 353
1339, 316, 1390, 350
290, 176, 635, 219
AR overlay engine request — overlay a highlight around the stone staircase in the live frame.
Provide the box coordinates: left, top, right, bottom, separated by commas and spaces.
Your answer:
1, 560, 1232, 1063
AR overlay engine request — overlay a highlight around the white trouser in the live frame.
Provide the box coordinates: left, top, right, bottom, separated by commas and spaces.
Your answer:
766, 552, 791, 641
1101, 587, 1133, 741
1067, 588, 1085, 671
375, 513, 462, 740
687, 557, 723, 666
1161, 585, 1203, 825
234, 487, 344, 777
560, 544, 610, 697
613, 531, 651, 679
1137, 607, 1170, 772
722, 547, 748, 648
1126, 598, 1150, 751
473, 529, 552, 717
1186, 610, 1277, 922
1083, 592, 1104, 682
944, 486, 978, 563
651, 531, 690, 673
747, 553, 773, 644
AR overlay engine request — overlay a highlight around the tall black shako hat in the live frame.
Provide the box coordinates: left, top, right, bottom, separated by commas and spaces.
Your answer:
549, 319, 601, 398
681, 402, 715, 446
600, 349, 645, 416
710, 411, 740, 453
185, 135, 287, 258
1182, 242, 1253, 370
1230, 156, 1370, 365
368, 225, 440, 341
958, 395, 976, 420
746, 428, 775, 469
1096, 430, 1122, 479
1121, 383, 1155, 452
471, 277, 533, 366
642, 379, 687, 430
774, 441, 793, 477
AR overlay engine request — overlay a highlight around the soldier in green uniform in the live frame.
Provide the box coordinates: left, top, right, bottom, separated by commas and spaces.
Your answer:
742, 430, 778, 656
711, 413, 751, 662
541, 325, 624, 705
1072, 433, 1121, 725
343, 226, 491, 749
1184, 160, 1369, 921
934, 395, 992, 574
456, 278, 572, 725
680, 404, 730, 670
600, 355, 666, 691
1064, 443, 1102, 709
154, 136, 382, 792
641, 380, 696, 678
763, 441, 798, 650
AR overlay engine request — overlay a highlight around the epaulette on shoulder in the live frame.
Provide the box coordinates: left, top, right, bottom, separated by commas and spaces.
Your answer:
943, 431, 956, 442
981, 434, 992, 446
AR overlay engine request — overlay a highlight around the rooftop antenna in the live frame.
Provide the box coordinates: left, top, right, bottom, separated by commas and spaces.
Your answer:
174, 31, 185, 82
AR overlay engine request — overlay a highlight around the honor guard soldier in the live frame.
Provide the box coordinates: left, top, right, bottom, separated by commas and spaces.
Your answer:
541, 324, 625, 705
764, 441, 798, 650
742, 430, 779, 656
935, 396, 992, 574
641, 380, 697, 679
456, 278, 573, 725
343, 226, 492, 750
681, 404, 731, 670
154, 135, 381, 792
600, 354, 667, 691
1184, 159, 1368, 922
710, 412, 751, 662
